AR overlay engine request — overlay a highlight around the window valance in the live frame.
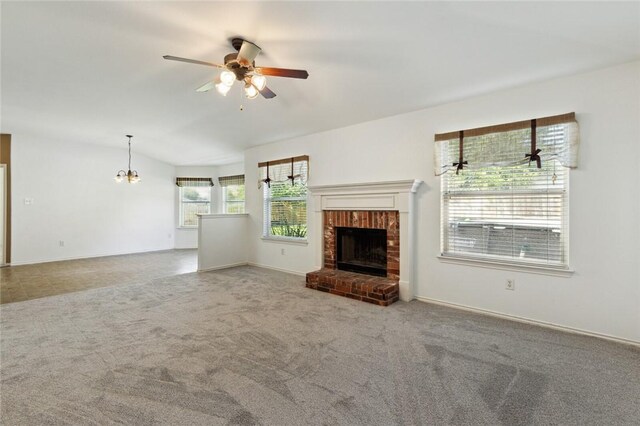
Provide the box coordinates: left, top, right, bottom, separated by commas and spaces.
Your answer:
258, 155, 309, 188
433, 112, 579, 176
175, 177, 214, 187
218, 174, 245, 187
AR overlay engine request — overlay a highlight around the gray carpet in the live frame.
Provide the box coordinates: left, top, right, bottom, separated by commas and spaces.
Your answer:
1, 266, 638, 425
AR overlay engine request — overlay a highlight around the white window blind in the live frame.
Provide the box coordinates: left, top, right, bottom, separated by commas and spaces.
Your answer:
219, 175, 245, 214
435, 113, 579, 268
259, 156, 309, 239
178, 186, 211, 227
176, 177, 213, 227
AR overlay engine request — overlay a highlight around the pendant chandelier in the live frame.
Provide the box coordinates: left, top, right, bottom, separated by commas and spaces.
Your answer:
115, 135, 140, 183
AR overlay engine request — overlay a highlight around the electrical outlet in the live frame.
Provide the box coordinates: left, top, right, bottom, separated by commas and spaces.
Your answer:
505, 279, 515, 290
281, 248, 285, 255
59, 240, 65, 247
24, 198, 34, 205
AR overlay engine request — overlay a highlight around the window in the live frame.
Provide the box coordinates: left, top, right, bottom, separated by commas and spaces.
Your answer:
176, 177, 213, 227
259, 156, 309, 240
219, 175, 245, 214
435, 113, 579, 268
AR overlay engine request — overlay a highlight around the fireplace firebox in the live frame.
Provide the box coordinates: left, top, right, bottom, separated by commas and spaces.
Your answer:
336, 227, 387, 277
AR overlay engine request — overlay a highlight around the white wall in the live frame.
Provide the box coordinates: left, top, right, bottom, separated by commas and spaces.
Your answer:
216, 162, 245, 181
11, 136, 176, 264
245, 61, 640, 343
174, 162, 245, 249
197, 214, 249, 271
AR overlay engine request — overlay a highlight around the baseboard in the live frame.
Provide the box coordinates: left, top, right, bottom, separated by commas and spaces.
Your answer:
9, 247, 177, 266
198, 262, 249, 272
247, 262, 307, 277
416, 296, 639, 347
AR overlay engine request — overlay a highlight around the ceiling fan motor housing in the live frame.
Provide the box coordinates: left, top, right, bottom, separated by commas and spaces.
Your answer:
223, 52, 254, 81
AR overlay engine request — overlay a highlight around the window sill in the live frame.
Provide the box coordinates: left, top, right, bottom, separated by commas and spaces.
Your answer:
437, 255, 574, 277
261, 236, 308, 246
177, 226, 198, 230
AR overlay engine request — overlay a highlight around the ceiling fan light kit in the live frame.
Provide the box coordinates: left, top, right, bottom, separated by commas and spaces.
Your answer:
251, 74, 267, 91
244, 83, 259, 99
219, 70, 236, 86
164, 37, 309, 102
214, 75, 232, 96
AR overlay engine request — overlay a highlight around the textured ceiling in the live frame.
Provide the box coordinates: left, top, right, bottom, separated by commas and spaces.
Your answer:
1, 1, 639, 165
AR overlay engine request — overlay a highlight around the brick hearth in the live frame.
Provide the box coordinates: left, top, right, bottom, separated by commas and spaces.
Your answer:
306, 210, 400, 306
306, 269, 399, 306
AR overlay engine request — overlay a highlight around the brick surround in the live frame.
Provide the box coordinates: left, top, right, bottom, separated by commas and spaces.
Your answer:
323, 210, 400, 280
306, 210, 400, 306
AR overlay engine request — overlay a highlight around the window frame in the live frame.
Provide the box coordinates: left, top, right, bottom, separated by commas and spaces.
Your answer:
440, 169, 570, 270
434, 120, 578, 275
178, 185, 212, 228
222, 184, 245, 214
262, 181, 308, 242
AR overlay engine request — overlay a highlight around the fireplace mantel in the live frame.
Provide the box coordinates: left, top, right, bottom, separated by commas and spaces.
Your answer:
308, 179, 422, 196
308, 179, 422, 301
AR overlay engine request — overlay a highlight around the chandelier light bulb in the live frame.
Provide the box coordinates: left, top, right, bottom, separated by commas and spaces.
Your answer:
251, 74, 267, 91
244, 83, 259, 99
220, 70, 236, 86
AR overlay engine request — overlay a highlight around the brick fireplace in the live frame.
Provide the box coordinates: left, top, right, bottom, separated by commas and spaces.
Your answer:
306, 180, 422, 305
324, 210, 399, 279
307, 210, 401, 305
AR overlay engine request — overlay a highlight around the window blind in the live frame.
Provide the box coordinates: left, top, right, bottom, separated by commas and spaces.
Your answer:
179, 186, 211, 226
259, 156, 309, 239
220, 175, 245, 214
435, 113, 578, 267
258, 155, 309, 187
175, 177, 214, 187
434, 113, 579, 175
218, 174, 245, 187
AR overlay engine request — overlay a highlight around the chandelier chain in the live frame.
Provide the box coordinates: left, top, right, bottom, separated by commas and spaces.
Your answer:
128, 136, 132, 171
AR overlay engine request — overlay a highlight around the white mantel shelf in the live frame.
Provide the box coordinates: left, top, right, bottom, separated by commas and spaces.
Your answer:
308, 179, 423, 195
309, 179, 422, 302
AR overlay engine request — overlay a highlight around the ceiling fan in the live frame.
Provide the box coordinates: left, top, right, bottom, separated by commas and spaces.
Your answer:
163, 38, 309, 100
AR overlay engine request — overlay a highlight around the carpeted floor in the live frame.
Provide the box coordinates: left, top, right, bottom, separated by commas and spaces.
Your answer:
0, 249, 197, 304
1, 266, 638, 425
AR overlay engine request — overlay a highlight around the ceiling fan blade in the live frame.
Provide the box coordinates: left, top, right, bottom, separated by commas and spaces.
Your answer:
163, 55, 225, 69
237, 40, 261, 66
259, 85, 277, 99
196, 81, 215, 92
255, 67, 309, 79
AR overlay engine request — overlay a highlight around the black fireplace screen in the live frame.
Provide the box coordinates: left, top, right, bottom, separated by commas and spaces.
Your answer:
336, 227, 387, 277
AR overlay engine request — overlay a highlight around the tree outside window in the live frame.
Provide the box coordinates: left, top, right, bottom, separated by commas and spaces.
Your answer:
223, 184, 245, 214
180, 186, 211, 227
